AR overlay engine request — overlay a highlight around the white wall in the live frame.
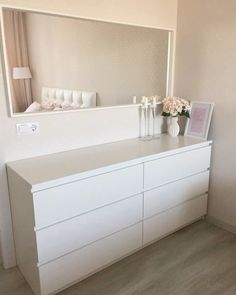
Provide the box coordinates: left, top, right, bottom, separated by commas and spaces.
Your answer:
175, 0, 236, 230
0, 0, 178, 267
25, 12, 168, 107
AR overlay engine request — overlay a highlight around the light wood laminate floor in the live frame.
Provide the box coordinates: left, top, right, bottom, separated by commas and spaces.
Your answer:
1, 221, 236, 295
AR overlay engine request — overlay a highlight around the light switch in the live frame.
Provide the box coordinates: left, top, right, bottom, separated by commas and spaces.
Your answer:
16, 122, 40, 135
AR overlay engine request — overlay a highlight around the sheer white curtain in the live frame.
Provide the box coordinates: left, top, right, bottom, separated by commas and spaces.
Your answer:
3, 9, 32, 113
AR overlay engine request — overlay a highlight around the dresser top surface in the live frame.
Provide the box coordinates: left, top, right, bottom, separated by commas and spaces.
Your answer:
7, 134, 211, 191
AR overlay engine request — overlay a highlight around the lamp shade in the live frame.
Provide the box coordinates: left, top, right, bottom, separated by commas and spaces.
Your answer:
13, 67, 32, 79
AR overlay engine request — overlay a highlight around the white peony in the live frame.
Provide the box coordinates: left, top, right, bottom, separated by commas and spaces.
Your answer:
162, 97, 191, 117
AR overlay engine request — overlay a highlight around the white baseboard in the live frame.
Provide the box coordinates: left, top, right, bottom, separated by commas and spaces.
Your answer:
206, 216, 236, 234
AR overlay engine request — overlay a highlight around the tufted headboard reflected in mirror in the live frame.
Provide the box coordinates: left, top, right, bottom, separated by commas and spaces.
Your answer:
0, 6, 174, 117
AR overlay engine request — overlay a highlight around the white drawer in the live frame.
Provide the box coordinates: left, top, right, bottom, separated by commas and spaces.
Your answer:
144, 146, 211, 190
36, 194, 142, 264
144, 171, 209, 218
143, 194, 207, 245
39, 223, 142, 295
33, 164, 143, 228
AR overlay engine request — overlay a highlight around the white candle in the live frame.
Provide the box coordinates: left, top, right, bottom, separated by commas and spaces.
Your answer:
133, 96, 137, 104
153, 97, 157, 105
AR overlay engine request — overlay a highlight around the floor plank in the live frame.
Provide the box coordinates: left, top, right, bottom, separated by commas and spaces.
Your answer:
1, 221, 236, 295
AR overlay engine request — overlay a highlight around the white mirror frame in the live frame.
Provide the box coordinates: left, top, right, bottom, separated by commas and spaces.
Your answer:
0, 5, 176, 118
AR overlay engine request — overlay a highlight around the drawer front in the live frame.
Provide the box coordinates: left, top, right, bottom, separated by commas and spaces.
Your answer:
33, 164, 143, 228
36, 195, 143, 264
143, 194, 207, 245
144, 146, 211, 190
144, 171, 209, 218
39, 223, 142, 295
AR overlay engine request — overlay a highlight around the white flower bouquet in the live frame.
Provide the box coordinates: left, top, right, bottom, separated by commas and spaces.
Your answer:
162, 97, 191, 118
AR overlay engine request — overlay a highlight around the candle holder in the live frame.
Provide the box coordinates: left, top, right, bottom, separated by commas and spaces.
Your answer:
139, 104, 152, 141
151, 101, 162, 139
145, 105, 153, 140
139, 96, 162, 141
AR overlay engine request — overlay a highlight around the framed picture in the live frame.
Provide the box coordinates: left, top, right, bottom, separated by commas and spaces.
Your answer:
184, 101, 214, 140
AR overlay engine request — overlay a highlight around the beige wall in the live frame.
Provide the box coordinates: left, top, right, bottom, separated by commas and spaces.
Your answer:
0, 0, 178, 267
175, 0, 236, 229
25, 12, 168, 106
0, 0, 177, 30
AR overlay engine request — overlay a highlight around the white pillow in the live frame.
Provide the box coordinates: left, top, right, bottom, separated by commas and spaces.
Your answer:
72, 91, 82, 105
48, 88, 56, 99
41, 88, 49, 101
81, 92, 96, 108
63, 90, 72, 102
55, 89, 64, 105
25, 101, 42, 113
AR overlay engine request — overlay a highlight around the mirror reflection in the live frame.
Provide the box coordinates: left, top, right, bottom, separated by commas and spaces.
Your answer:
1, 8, 170, 115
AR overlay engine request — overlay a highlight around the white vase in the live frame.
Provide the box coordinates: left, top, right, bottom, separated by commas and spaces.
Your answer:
168, 116, 180, 137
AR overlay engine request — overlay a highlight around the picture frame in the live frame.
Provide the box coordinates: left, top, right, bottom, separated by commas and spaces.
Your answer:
184, 101, 214, 140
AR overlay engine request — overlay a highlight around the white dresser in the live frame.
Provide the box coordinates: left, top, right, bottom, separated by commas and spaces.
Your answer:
7, 135, 212, 295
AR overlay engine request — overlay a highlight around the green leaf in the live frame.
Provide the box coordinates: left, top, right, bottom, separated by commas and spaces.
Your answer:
162, 112, 170, 117
185, 111, 190, 118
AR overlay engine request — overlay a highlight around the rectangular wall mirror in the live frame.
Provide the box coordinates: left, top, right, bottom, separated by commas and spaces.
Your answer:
0, 7, 173, 116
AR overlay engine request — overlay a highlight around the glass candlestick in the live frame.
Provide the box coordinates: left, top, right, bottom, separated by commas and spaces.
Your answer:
151, 101, 161, 139
151, 104, 156, 137
145, 105, 152, 140
140, 104, 152, 141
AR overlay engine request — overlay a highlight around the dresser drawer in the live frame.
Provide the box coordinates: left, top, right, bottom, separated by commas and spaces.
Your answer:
144, 171, 209, 218
143, 194, 207, 245
36, 194, 142, 264
144, 146, 211, 190
39, 223, 142, 295
33, 164, 143, 228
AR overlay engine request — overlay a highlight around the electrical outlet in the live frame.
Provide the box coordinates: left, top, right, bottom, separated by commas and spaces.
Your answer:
16, 122, 40, 135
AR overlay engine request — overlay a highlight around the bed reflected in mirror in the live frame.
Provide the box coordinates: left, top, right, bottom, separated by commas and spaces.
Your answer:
0, 7, 172, 116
